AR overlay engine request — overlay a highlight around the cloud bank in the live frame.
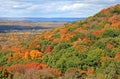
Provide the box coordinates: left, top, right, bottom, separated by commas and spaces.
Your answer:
0, 0, 119, 17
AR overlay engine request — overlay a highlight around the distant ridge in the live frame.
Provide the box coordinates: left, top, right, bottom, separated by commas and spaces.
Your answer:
0, 17, 86, 22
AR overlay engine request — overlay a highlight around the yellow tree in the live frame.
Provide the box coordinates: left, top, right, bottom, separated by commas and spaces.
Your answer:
29, 50, 43, 59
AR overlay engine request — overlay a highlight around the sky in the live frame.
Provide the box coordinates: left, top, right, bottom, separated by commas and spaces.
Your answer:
0, 0, 119, 18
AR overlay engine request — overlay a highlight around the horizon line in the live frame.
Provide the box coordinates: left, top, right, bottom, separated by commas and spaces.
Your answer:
0, 17, 87, 18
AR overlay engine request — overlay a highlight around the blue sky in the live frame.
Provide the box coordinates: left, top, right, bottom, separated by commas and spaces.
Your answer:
0, 0, 119, 17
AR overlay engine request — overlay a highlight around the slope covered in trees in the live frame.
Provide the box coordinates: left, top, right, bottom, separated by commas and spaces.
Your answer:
0, 4, 120, 79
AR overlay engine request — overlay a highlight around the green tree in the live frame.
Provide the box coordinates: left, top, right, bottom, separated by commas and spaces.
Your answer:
102, 27, 120, 38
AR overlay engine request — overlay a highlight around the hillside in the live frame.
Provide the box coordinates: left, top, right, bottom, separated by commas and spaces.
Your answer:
0, 4, 120, 79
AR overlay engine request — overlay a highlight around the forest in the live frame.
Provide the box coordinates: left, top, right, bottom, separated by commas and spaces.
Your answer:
0, 4, 120, 79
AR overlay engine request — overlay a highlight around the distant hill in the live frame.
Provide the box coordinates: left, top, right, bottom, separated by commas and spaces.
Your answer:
0, 4, 120, 79
0, 18, 85, 32
0, 17, 85, 22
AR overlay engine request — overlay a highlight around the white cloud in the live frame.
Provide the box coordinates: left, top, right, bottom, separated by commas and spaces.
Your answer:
107, 0, 116, 2
0, 0, 38, 12
58, 3, 89, 11
84, 0, 116, 2
26, 5, 39, 10
0, 0, 40, 17
0, 0, 119, 17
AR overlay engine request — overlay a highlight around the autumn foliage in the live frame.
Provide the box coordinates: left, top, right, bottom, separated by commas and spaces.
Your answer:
29, 50, 43, 59
0, 4, 120, 79
106, 43, 113, 49
115, 53, 120, 59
